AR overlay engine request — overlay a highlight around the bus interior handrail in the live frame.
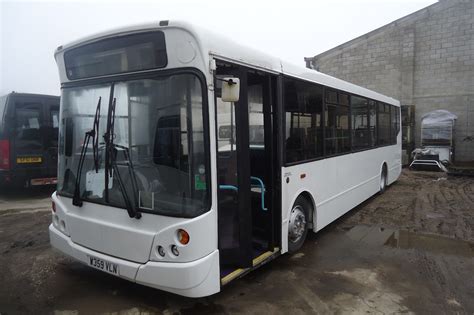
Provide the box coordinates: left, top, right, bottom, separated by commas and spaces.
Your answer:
218, 176, 267, 211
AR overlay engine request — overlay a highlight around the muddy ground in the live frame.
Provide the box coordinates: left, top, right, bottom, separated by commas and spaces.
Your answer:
0, 170, 473, 314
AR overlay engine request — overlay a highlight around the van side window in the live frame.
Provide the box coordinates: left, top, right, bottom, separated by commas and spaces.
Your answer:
51, 110, 59, 128
15, 104, 42, 147
50, 107, 60, 147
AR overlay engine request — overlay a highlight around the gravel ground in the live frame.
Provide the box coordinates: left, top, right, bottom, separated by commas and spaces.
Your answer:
0, 170, 473, 314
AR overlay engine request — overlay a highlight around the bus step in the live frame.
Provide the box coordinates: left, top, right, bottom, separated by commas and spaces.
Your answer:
220, 247, 280, 286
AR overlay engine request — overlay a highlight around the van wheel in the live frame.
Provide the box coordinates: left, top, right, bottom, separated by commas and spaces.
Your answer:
379, 169, 387, 193
288, 196, 310, 253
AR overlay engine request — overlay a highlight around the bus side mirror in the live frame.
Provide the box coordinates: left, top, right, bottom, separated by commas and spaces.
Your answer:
221, 78, 240, 103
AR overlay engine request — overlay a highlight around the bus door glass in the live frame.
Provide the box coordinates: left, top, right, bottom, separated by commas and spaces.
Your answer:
216, 65, 253, 269
216, 62, 277, 274
247, 72, 276, 251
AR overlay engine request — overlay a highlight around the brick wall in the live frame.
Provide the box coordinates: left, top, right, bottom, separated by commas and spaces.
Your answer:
307, 0, 474, 161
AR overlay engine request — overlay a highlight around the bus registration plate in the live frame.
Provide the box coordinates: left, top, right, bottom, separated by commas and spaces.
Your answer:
88, 255, 119, 275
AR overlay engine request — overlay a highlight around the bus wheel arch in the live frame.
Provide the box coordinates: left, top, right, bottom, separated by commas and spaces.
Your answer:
287, 191, 315, 253
298, 191, 315, 229
380, 162, 388, 193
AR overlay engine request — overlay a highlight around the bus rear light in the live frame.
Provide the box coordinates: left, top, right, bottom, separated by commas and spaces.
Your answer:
177, 229, 190, 245
0, 140, 10, 170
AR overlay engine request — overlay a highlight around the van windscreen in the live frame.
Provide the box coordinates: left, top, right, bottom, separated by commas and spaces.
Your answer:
0, 95, 7, 126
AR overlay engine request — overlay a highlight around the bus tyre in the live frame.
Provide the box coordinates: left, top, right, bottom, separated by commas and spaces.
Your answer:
288, 196, 310, 253
379, 169, 387, 193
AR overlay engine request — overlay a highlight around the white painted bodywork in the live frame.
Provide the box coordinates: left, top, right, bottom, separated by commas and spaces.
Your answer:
52, 20, 401, 297
280, 144, 401, 253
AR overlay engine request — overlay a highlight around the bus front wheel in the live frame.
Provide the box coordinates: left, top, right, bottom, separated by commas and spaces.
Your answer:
379, 168, 387, 193
288, 196, 310, 253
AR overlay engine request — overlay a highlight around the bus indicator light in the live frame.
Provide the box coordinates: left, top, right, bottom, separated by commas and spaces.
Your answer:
177, 229, 190, 245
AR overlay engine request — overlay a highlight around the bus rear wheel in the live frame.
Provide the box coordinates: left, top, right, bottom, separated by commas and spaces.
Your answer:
288, 196, 310, 253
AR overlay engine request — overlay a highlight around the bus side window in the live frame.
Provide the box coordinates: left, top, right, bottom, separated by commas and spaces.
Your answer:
377, 102, 391, 145
351, 96, 369, 150
391, 105, 400, 144
284, 78, 323, 163
369, 100, 377, 147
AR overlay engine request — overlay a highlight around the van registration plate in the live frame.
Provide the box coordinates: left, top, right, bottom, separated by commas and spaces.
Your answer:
16, 156, 42, 163
87, 255, 119, 275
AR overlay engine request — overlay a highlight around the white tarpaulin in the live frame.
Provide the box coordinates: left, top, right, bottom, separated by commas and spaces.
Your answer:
421, 110, 457, 126
421, 110, 457, 143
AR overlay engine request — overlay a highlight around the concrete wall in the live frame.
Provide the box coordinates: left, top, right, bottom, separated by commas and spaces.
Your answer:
306, 0, 474, 161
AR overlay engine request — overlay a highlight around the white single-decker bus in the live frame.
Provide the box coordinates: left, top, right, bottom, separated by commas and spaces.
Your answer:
50, 21, 401, 297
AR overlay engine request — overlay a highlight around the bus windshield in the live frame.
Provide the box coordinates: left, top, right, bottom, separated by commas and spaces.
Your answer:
57, 73, 210, 218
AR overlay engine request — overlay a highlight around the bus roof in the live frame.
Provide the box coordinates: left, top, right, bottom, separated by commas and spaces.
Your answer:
55, 20, 399, 106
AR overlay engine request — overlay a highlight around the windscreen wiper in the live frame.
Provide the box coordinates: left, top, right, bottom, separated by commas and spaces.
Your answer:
110, 144, 142, 219
72, 97, 101, 207
104, 98, 141, 219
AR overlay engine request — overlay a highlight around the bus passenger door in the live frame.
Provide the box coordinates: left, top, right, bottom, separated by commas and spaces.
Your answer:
215, 65, 253, 269
215, 61, 278, 274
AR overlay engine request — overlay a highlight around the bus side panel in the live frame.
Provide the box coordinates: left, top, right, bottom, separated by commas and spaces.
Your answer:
281, 144, 401, 253
388, 134, 402, 185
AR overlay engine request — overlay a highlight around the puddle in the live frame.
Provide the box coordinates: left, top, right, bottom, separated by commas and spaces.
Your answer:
346, 225, 474, 258
385, 230, 474, 258
426, 212, 445, 219
345, 225, 396, 246
290, 252, 305, 260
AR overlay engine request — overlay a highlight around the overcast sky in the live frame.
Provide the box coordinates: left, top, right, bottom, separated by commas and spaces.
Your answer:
1, 0, 437, 96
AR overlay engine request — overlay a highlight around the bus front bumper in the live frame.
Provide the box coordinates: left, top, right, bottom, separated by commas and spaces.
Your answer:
49, 224, 220, 297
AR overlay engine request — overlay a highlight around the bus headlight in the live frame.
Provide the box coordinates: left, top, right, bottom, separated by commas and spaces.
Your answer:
156, 245, 165, 257
170, 245, 179, 256
53, 214, 59, 227
60, 220, 66, 232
